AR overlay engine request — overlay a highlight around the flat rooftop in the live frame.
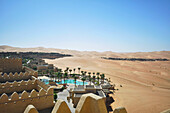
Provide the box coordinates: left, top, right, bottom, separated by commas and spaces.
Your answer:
97, 90, 105, 97
73, 90, 106, 98
77, 85, 84, 89
73, 88, 85, 92
102, 89, 110, 93
95, 85, 102, 89
74, 93, 84, 98
86, 85, 95, 89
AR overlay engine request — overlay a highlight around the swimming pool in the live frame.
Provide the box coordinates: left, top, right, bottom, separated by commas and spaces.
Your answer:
42, 79, 88, 85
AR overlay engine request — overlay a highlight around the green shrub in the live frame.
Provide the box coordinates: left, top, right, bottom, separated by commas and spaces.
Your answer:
54, 92, 57, 101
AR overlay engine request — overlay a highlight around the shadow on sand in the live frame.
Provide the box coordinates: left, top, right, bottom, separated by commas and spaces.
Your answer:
106, 94, 115, 112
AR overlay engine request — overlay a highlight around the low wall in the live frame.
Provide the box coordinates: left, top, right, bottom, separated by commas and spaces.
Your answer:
36, 79, 50, 91
0, 80, 36, 94
0, 80, 54, 113
24, 66, 38, 78
0, 58, 22, 73
73, 96, 80, 108
0, 72, 37, 83
25, 93, 114, 113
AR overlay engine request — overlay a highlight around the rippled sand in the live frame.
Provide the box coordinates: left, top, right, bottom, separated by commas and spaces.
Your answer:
1, 45, 170, 113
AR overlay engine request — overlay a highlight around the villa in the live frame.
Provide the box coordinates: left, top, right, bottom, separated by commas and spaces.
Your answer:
0, 58, 54, 113
69, 85, 106, 107
0, 57, 127, 113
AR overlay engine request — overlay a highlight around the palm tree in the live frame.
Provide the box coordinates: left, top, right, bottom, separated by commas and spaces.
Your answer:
89, 77, 92, 85
82, 72, 85, 77
49, 70, 54, 81
52, 70, 55, 80
38, 70, 42, 76
58, 69, 62, 73
43, 71, 47, 77
51, 70, 54, 73
73, 68, 76, 73
72, 73, 76, 78
60, 72, 63, 82
88, 73, 91, 83
96, 72, 100, 77
88, 72, 91, 76
109, 78, 111, 82
69, 69, 72, 75
81, 77, 86, 86
63, 72, 68, 83
74, 76, 78, 87
46, 69, 49, 75
81, 71, 84, 75
78, 67, 81, 74
92, 75, 96, 84
88, 75, 91, 80
84, 71, 87, 76
100, 74, 105, 84
97, 76, 100, 85
66, 67, 69, 72
57, 72, 61, 83
54, 72, 57, 82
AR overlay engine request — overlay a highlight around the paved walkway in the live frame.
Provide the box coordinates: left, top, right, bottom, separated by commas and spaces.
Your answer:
39, 85, 75, 113
57, 85, 75, 113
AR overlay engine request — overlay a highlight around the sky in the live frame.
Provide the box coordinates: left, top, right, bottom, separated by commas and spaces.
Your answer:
0, 0, 170, 52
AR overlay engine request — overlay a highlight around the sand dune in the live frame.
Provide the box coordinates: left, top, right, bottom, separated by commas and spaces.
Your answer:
0, 45, 170, 59
0, 45, 170, 113
44, 57, 170, 113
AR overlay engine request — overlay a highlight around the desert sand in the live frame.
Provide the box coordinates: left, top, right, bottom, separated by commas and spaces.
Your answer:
1, 45, 170, 113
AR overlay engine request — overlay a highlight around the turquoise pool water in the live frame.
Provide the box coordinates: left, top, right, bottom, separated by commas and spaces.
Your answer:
42, 79, 88, 85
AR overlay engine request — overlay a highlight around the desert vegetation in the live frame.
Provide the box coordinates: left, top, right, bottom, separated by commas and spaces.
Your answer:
102, 57, 169, 61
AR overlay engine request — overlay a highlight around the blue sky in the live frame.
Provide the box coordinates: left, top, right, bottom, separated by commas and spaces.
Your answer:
0, 0, 170, 52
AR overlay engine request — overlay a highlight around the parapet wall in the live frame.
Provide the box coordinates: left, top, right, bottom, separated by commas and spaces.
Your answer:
24, 66, 38, 78
25, 93, 119, 113
0, 80, 54, 113
36, 78, 50, 91
0, 58, 22, 73
24, 93, 127, 113
0, 80, 36, 94
0, 79, 50, 94
0, 72, 37, 83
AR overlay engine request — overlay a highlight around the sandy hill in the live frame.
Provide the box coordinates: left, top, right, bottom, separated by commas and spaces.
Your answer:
0, 45, 170, 113
0, 45, 170, 59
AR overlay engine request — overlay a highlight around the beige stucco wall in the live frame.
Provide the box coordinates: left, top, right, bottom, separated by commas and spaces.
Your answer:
24, 67, 38, 78
0, 92, 54, 113
25, 93, 109, 113
37, 65, 48, 71
0, 80, 54, 113
75, 93, 107, 113
73, 96, 80, 108
0, 80, 36, 94
0, 58, 22, 73
51, 99, 71, 113
0, 71, 38, 83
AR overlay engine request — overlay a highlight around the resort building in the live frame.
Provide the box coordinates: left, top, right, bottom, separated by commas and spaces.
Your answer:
0, 58, 125, 113
0, 58, 22, 73
37, 65, 48, 71
48, 64, 54, 69
69, 85, 106, 107
37, 64, 54, 72
0, 58, 54, 113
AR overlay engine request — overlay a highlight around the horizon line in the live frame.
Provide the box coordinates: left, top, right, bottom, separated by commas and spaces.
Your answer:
0, 45, 169, 53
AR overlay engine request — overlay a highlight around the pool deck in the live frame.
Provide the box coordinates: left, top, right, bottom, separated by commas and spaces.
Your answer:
39, 77, 90, 85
